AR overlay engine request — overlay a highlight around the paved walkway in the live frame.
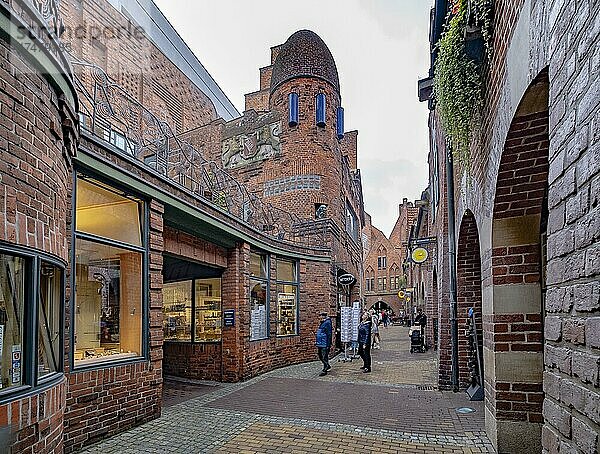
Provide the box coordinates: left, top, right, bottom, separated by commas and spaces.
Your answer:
80, 326, 494, 453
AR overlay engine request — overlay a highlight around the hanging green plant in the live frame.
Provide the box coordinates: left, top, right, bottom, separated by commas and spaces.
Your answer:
433, 0, 493, 168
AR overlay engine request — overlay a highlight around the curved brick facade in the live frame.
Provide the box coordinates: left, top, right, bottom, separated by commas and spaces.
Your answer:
0, 1, 78, 453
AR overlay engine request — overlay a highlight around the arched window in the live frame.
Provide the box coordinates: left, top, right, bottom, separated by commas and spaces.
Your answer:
377, 246, 387, 270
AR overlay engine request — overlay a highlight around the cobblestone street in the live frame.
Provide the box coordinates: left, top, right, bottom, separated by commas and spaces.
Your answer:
80, 326, 494, 453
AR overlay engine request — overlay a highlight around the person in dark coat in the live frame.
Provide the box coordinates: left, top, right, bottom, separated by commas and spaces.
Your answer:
358, 311, 372, 373
315, 311, 333, 376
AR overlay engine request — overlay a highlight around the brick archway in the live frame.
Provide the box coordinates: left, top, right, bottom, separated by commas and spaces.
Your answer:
457, 210, 483, 389
487, 70, 549, 452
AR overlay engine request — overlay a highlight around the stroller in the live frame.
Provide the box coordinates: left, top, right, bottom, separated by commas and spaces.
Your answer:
409, 326, 425, 353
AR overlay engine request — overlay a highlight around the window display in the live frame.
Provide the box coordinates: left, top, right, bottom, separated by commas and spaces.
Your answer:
74, 176, 145, 367
162, 278, 222, 343
276, 258, 298, 336
195, 279, 222, 342
277, 285, 297, 336
250, 251, 269, 341
38, 262, 62, 379
0, 251, 63, 395
0, 254, 25, 391
162, 281, 192, 341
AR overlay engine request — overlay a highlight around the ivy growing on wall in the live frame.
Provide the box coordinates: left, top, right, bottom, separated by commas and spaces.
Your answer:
433, 0, 493, 168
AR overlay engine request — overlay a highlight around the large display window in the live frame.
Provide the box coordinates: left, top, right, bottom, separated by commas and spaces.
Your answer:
0, 249, 64, 398
162, 278, 222, 343
250, 251, 269, 341
73, 176, 146, 367
276, 258, 298, 336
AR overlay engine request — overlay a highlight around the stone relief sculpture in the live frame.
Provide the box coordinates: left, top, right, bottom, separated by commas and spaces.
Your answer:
222, 121, 281, 168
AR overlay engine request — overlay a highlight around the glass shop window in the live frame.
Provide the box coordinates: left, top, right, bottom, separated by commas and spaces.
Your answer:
38, 262, 62, 379
0, 251, 64, 397
163, 281, 192, 342
74, 176, 145, 367
162, 278, 222, 343
0, 254, 25, 391
195, 278, 222, 342
276, 259, 298, 337
250, 251, 269, 341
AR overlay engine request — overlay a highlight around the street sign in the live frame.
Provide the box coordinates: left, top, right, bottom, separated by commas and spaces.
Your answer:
411, 247, 429, 263
411, 236, 437, 246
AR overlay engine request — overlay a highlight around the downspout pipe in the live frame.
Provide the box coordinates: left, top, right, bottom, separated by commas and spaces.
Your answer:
446, 144, 459, 392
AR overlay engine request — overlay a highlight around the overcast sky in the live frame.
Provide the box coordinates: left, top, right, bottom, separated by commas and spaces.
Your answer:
154, 0, 432, 237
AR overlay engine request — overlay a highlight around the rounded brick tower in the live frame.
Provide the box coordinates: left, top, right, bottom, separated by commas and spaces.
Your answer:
265, 30, 345, 226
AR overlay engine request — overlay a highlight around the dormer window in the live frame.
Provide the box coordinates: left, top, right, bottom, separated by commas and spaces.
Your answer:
316, 93, 326, 127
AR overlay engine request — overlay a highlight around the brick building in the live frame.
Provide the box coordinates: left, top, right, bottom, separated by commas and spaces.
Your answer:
0, 1, 364, 452
418, 0, 600, 452
362, 199, 418, 318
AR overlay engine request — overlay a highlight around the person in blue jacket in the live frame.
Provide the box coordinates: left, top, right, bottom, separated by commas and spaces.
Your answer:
358, 311, 372, 373
315, 311, 333, 376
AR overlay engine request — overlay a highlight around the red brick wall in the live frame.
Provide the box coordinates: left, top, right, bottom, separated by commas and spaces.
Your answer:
485, 104, 549, 430
163, 226, 228, 268
163, 343, 221, 381
456, 211, 483, 388
0, 2, 76, 452
0, 20, 71, 263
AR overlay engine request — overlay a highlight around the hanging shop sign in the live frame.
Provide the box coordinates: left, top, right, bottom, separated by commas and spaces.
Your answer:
338, 273, 356, 287
411, 247, 429, 263
398, 290, 405, 299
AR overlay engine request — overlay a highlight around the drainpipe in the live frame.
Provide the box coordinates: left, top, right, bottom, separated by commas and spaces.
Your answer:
446, 144, 459, 392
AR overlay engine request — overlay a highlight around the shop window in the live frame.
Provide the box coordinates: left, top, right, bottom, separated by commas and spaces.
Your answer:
74, 176, 146, 367
0, 254, 25, 391
0, 250, 64, 398
163, 281, 192, 342
250, 251, 269, 340
276, 259, 298, 336
38, 262, 62, 379
195, 278, 221, 342
162, 278, 222, 343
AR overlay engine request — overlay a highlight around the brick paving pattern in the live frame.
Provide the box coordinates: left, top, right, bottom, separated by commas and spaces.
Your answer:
80, 326, 494, 453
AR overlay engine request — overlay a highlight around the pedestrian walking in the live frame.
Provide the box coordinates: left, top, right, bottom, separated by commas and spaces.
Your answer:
371, 310, 381, 349
315, 311, 333, 376
358, 311, 372, 373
